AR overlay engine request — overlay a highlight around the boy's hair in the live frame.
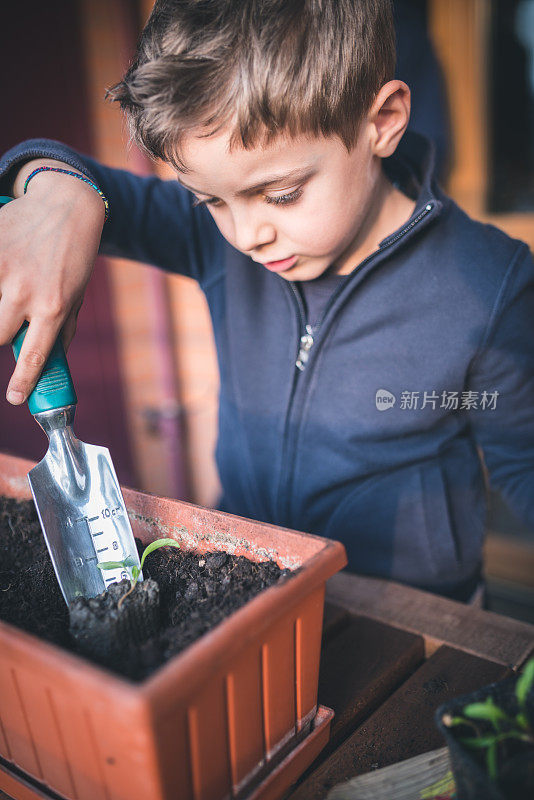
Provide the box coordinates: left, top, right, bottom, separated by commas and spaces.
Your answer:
108, 0, 395, 170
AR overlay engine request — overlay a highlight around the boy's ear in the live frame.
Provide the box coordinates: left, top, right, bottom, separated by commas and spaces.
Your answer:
367, 80, 411, 158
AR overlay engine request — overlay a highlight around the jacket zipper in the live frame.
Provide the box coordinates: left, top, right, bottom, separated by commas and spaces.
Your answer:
296, 326, 315, 371
294, 202, 435, 371
276, 201, 435, 525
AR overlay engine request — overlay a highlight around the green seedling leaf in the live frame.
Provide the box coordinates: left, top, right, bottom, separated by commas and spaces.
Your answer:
516, 711, 530, 731
97, 561, 127, 571
486, 740, 498, 781
97, 555, 137, 573
516, 658, 534, 707
463, 698, 509, 730
116, 539, 179, 613
441, 714, 481, 737
460, 731, 526, 749
96, 539, 180, 612
140, 538, 180, 570
459, 733, 504, 749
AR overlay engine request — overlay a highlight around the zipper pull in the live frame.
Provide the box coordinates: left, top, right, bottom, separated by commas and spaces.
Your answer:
296, 324, 315, 371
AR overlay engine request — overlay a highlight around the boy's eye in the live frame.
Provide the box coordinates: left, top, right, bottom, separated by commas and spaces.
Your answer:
192, 186, 304, 208
264, 187, 303, 206
192, 195, 223, 208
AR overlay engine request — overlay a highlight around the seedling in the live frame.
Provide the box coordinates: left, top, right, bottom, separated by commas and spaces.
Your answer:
98, 538, 180, 610
442, 658, 534, 780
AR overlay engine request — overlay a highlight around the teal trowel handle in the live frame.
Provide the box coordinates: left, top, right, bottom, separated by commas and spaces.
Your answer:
1, 196, 77, 415
12, 324, 77, 414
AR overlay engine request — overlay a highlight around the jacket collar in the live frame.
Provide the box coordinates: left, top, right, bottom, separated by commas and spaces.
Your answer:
378, 131, 445, 250
385, 130, 444, 212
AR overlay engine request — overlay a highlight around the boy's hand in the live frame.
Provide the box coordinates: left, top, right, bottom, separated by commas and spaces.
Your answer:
0, 159, 105, 405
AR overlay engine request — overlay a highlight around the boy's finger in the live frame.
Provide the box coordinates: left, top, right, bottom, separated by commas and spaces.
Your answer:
6, 318, 63, 405
0, 301, 31, 404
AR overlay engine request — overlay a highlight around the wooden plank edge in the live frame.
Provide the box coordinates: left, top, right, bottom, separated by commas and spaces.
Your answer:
326, 573, 534, 669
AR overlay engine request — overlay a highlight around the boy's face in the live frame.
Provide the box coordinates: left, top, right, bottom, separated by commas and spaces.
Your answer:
176, 126, 382, 281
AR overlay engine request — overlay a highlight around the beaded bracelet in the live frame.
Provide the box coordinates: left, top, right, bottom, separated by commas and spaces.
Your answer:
23, 166, 110, 222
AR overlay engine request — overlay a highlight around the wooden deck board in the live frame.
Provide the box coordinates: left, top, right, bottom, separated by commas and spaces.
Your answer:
288, 646, 509, 800
319, 615, 424, 748
326, 573, 534, 667
322, 603, 351, 642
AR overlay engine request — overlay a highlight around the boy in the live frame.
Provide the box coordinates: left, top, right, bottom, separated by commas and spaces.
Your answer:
0, 0, 532, 601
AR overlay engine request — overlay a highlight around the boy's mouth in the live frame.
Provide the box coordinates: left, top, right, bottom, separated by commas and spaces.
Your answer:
261, 255, 298, 273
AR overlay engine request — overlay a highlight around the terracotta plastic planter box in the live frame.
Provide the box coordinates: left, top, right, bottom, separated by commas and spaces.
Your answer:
0, 452, 346, 800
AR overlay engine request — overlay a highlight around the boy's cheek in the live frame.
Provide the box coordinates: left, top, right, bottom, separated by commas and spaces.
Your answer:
208, 201, 352, 260
292, 220, 349, 256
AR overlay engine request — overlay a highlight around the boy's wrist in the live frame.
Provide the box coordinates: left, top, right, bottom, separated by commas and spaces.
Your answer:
11, 159, 106, 225
12, 158, 81, 197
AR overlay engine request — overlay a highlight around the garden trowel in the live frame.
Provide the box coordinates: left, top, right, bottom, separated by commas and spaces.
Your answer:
1, 195, 142, 607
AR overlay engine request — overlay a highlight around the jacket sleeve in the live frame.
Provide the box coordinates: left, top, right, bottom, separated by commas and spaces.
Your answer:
0, 138, 222, 285
467, 243, 534, 532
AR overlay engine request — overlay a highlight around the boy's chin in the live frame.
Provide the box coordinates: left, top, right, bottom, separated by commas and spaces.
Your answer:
276, 258, 335, 282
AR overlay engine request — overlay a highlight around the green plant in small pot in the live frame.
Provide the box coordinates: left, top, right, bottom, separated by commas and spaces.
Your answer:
69, 538, 180, 667
98, 537, 181, 609
436, 658, 534, 800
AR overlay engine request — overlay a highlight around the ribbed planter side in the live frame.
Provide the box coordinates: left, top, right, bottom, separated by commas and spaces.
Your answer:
0, 452, 346, 800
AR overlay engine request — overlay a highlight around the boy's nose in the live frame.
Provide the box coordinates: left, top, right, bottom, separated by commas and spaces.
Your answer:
233, 214, 276, 254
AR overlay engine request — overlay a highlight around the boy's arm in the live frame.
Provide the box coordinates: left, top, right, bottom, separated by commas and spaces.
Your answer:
0, 139, 219, 406
467, 243, 534, 533
0, 138, 218, 281
79, 154, 219, 279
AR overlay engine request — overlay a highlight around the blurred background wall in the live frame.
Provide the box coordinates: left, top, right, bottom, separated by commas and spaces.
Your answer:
1, 0, 533, 618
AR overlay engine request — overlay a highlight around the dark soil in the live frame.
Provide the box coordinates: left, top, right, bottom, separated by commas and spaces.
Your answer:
0, 497, 292, 681
69, 578, 161, 667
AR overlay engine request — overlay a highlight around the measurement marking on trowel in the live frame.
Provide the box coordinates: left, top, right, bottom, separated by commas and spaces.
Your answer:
72, 506, 137, 591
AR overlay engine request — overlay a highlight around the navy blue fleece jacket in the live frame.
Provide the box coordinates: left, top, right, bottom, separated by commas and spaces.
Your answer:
1, 132, 533, 599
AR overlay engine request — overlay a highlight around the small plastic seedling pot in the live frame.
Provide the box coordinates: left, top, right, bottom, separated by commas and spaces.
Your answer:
68, 578, 161, 665
0, 452, 346, 800
435, 675, 534, 800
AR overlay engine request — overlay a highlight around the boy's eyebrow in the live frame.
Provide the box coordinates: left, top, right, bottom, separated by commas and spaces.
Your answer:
177, 166, 316, 197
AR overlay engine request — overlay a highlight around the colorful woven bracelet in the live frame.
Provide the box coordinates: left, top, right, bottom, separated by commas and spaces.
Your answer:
23, 166, 110, 222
